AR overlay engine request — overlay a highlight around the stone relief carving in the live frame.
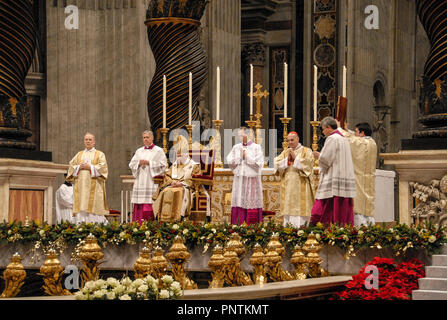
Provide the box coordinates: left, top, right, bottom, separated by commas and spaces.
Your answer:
410, 175, 447, 228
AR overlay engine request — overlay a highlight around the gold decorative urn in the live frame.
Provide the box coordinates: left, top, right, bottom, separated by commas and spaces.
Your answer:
133, 246, 153, 279
290, 245, 307, 280
1, 253, 27, 298
265, 243, 294, 282
302, 233, 328, 278
249, 243, 267, 285
78, 233, 104, 287
266, 233, 285, 256
39, 249, 72, 296
223, 244, 253, 287
151, 246, 169, 281
227, 233, 246, 260
208, 245, 226, 288
165, 236, 197, 290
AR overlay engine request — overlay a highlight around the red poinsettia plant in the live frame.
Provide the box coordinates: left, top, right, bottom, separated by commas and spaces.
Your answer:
333, 257, 425, 300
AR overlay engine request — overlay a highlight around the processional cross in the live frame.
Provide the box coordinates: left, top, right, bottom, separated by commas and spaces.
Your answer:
247, 83, 269, 144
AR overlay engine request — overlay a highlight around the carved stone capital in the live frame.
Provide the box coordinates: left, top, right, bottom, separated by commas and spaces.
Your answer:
242, 42, 266, 67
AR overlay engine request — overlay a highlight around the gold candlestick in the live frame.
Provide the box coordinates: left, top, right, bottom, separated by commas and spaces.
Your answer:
185, 124, 194, 151
245, 115, 256, 142
310, 121, 320, 152
280, 117, 292, 150
160, 128, 169, 154
310, 121, 320, 174
212, 119, 224, 168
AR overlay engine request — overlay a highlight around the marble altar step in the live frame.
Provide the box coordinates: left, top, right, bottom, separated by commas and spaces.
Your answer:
418, 278, 447, 291
426, 266, 447, 278
412, 248, 447, 300
412, 290, 447, 300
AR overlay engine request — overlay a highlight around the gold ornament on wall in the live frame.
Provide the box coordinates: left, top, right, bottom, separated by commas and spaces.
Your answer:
249, 243, 267, 285
165, 236, 197, 290
208, 244, 226, 288
38, 249, 72, 296
78, 234, 104, 287
133, 246, 153, 279
290, 245, 307, 280
1, 253, 27, 298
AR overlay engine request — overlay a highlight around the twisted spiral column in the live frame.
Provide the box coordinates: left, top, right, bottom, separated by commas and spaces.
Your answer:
417, 0, 447, 81
415, 0, 447, 138
0, 0, 36, 149
146, 17, 207, 134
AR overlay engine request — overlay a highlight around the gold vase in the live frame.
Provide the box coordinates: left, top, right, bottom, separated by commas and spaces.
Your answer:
133, 246, 153, 279
249, 243, 267, 285
208, 245, 226, 288
302, 233, 329, 278
78, 234, 104, 288
223, 244, 252, 287
0, 253, 27, 298
151, 246, 169, 281
226, 233, 246, 260
264, 244, 294, 282
166, 236, 197, 290
266, 233, 285, 256
38, 249, 72, 296
290, 245, 307, 280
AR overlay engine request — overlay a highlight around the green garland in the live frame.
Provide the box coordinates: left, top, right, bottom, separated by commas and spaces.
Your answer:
0, 220, 445, 258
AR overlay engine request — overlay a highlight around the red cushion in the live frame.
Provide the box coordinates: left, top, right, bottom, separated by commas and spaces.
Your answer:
263, 210, 275, 216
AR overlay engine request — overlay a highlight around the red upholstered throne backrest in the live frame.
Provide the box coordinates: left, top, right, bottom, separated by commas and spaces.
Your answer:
189, 149, 215, 180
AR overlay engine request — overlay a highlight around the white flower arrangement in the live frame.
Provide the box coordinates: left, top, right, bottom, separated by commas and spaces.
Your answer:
75, 275, 182, 300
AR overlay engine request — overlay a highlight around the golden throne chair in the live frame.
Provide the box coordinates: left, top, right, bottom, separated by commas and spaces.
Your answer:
188, 149, 215, 223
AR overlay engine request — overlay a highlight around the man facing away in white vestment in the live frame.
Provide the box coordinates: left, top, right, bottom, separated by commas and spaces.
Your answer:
66, 133, 109, 224
129, 130, 167, 223
55, 175, 74, 224
227, 127, 264, 225
274, 131, 316, 227
338, 122, 377, 226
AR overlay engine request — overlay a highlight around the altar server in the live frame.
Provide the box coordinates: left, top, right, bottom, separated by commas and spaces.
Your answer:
227, 127, 264, 225
274, 132, 316, 227
67, 133, 109, 224
339, 122, 377, 226
55, 175, 74, 224
153, 146, 201, 222
129, 130, 167, 223
310, 117, 356, 226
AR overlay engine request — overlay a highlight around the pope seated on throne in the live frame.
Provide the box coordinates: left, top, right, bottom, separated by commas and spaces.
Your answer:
152, 146, 202, 222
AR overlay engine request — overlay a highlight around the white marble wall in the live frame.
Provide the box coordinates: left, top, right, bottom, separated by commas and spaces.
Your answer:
342, 0, 430, 152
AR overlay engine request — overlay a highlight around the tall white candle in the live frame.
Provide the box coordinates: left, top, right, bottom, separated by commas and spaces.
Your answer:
313, 65, 318, 121
284, 62, 288, 118
216, 67, 220, 121
189, 72, 192, 125
250, 64, 253, 115
163, 75, 167, 128
343, 65, 347, 98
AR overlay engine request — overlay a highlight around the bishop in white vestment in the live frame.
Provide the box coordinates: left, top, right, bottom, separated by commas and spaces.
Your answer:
129, 130, 167, 223
227, 127, 264, 225
274, 132, 316, 227
67, 133, 109, 224
55, 180, 74, 224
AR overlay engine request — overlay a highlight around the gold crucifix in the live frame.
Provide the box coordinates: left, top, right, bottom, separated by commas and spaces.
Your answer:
247, 83, 269, 144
